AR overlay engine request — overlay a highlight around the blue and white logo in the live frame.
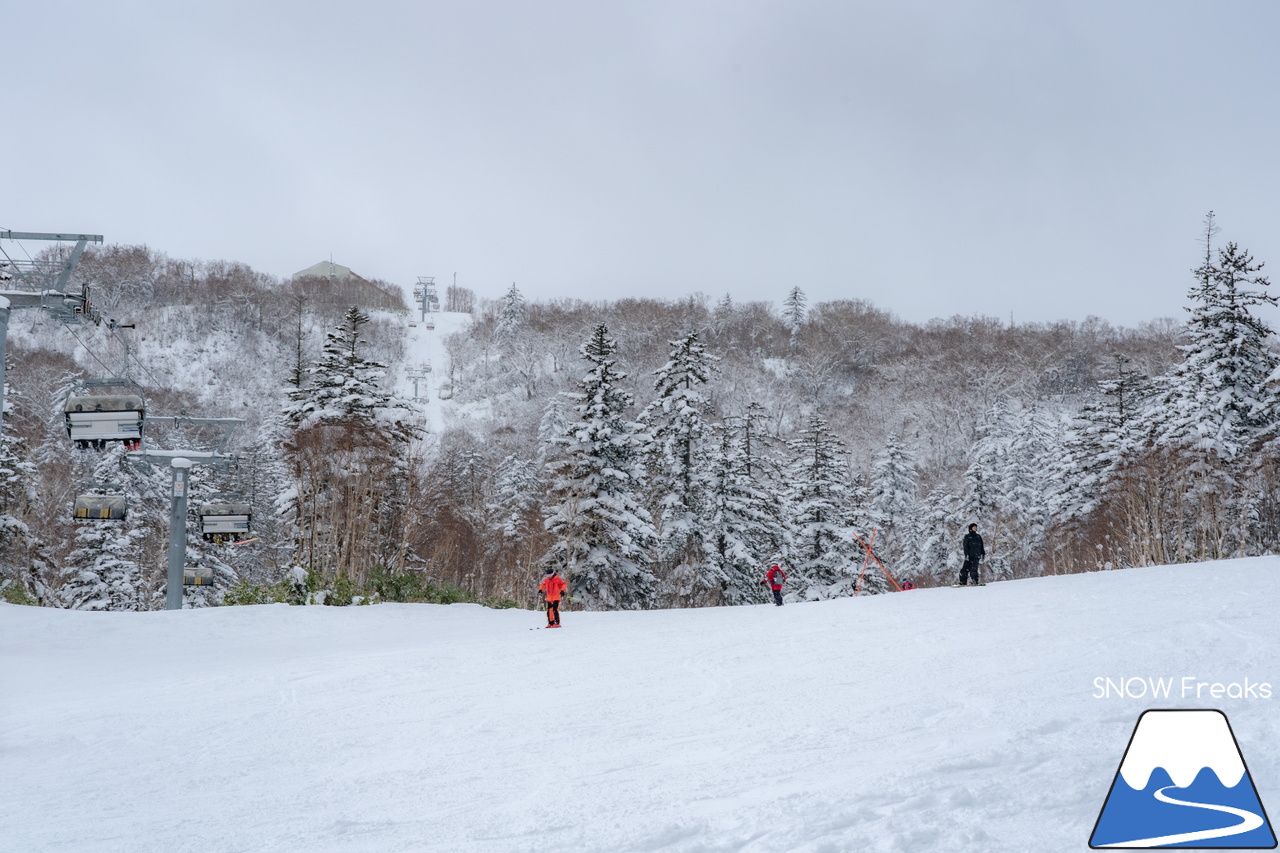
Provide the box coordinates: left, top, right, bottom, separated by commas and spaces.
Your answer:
1091, 710, 1276, 848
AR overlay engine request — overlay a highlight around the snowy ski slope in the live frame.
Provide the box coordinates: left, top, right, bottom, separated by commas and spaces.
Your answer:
3, 558, 1278, 852
397, 310, 473, 437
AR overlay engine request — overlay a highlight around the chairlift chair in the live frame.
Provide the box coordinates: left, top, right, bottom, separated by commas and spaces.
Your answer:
199, 501, 252, 542
73, 494, 127, 521
65, 394, 145, 446
183, 564, 215, 586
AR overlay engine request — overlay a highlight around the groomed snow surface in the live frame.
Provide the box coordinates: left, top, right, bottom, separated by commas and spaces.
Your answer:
4, 559, 1279, 852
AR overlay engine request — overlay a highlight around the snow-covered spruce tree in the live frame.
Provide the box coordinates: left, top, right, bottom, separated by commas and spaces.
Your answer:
704, 409, 790, 606
225, 411, 296, 587
542, 324, 657, 610
495, 283, 527, 344
58, 444, 163, 611
1044, 356, 1157, 573
869, 433, 919, 573
486, 452, 544, 600
785, 414, 868, 598
962, 399, 1015, 575
639, 331, 718, 606
1153, 218, 1277, 559
181, 465, 238, 607
494, 283, 546, 399
1159, 218, 1278, 463
492, 453, 542, 541
991, 405, 1059, 579
0, 408, 42, 602
782, 286, 807, 348
282, 305, 419, 441
61, 511, 148, 610
1053, 355, 1154, 524
1250, 364, 1280, 554
845, 471, 880, 588
537, 396, 569, 463
914, 489, 960, 586
281, 305, 422, 588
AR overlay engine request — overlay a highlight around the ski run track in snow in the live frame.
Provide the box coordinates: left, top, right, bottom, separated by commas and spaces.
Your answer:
3, 558, 1279, 853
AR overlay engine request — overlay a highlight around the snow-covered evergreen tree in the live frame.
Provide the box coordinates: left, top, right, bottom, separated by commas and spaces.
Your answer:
182, 465, 240, 607
914, 489, 960, 586
0, 404, 40, 599
542, 325, 657, 610
491, 453, 541, 540
61, 513, 148, 610
537, 396, 569, 463
704, 408, 790, 605
869, 434, 918, 571
783, 286, 807, 346
282, 305, 420, 442
963, 400, 1010, 524
1158, 218, 1277, 462
226, 410, 296, 587
496, 283, 527, 344
1053, 355, 1154, 522
785, 414, 866, 598
59, 445, 161, 610
281, 306, 422, 584
998, 405, 1060, 578
639, 331, 717, 605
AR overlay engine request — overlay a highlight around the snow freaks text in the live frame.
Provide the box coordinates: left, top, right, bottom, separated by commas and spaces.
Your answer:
1093, 677, 1273, 700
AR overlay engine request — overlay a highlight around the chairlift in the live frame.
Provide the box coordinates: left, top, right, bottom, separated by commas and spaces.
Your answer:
73, 493, 127, 521
199, 500, 252, 542
183, 564, 215, 586
65, 392, 145, 447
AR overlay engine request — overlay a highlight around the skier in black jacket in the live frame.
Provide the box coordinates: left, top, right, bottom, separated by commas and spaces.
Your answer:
959, 523, 985, 585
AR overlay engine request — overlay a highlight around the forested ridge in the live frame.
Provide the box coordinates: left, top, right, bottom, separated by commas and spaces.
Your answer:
2, 215, 1277, 610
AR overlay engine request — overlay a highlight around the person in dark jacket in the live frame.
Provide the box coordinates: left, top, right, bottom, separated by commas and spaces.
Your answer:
959, 523, 985, 585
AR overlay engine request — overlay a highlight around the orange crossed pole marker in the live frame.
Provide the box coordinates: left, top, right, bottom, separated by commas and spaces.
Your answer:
852, 528, 904, 595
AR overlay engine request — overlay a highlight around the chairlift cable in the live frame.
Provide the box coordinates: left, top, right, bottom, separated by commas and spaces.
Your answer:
10, 233, 38, 265
126, 350, 168, 389
0, 242, 37, 290
63, 322, 118, 376
104, 323, 168, 388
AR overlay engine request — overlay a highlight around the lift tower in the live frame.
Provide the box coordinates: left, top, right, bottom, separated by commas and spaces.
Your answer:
413, 276, 438, 323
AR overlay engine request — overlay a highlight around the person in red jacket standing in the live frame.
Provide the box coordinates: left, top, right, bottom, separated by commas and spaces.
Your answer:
761, 564, 787, 606
538, 568, 568, 627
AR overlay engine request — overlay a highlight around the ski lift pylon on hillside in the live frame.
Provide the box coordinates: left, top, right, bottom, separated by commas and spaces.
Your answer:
73, 483, 127, 521
64, 379, 145, 448
199, 496, 252, 543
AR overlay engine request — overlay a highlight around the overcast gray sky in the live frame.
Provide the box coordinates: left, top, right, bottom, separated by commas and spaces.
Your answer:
6, 1, 1279, 326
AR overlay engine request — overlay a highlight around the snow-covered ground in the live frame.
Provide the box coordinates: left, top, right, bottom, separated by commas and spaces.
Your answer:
3, 559, 1279, 852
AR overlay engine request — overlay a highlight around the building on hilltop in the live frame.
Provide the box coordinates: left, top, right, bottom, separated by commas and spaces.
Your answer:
292, 260, 369, 284
291, 260, 407, 312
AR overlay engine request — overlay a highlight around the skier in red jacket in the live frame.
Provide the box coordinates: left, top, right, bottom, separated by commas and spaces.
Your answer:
538, 568, 568, 627
761, 564, 787, 606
